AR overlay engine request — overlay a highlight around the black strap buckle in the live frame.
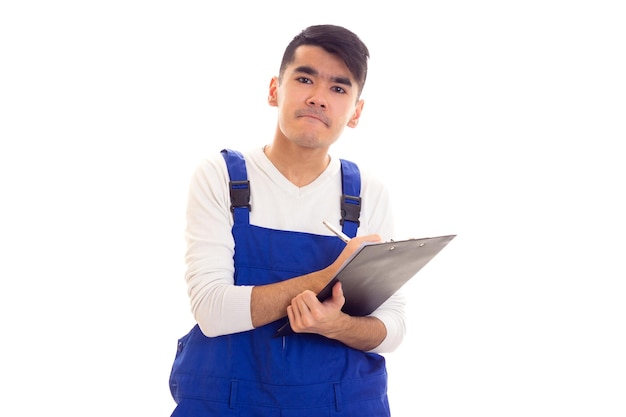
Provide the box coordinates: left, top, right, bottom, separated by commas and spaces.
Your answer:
340, 194, 361, 226
228, 180, 251, 212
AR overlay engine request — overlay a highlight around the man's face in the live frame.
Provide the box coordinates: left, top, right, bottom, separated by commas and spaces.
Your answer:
269, 45, 364, 150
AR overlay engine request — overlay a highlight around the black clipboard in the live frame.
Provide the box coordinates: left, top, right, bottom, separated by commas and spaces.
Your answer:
273, 234, 456, 337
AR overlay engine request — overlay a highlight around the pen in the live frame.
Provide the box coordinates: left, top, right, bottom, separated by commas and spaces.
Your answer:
322, 220, 351, 243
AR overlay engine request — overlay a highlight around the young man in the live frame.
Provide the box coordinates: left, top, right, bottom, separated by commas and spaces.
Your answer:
169, 24, 406, 416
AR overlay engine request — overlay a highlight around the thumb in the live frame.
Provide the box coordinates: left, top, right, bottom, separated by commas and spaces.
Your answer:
330, 281, 346, 308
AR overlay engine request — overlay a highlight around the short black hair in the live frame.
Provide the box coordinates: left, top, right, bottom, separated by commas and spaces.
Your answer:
279, 25, 370, 97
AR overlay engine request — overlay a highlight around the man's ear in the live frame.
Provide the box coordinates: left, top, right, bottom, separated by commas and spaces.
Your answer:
347, 99, 364, 128
268, 77, 279, 107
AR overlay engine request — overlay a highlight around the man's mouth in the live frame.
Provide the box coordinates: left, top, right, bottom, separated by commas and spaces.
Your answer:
295, 110, 330, 126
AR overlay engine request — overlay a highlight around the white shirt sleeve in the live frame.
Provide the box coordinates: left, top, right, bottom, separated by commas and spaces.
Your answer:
368, 291, 406, 353
184, 154, 254, 336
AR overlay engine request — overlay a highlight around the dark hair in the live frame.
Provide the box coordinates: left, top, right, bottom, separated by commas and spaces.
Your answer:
279, 25, 370, 96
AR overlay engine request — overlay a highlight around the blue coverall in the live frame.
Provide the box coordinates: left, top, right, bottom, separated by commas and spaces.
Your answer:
169, 149, 390, 416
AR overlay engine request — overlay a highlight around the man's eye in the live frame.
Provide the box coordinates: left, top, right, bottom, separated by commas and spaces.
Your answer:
297, 77, 312, 84
332, 86, 346, 94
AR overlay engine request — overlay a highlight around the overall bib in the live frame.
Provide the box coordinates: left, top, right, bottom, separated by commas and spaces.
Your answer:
169, 149, 390, 417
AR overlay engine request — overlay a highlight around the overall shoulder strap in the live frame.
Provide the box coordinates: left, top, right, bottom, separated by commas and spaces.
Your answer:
221, 149, 250, 225
339, 159, 361, 238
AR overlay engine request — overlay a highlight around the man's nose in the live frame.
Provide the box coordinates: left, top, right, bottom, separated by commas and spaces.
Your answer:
307, 87, 327, 108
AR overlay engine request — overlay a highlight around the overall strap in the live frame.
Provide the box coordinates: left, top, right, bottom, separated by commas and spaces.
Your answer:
221, 149, 250, 225
339, 159, 362, 238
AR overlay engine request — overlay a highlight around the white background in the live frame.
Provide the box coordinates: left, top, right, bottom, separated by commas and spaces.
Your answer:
1, 1, 625, 416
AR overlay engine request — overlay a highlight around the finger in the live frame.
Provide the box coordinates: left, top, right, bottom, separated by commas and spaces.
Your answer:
332, 281, 343, 297
328, 281, 346, 309
335, 235, 382, 265
287, 303, 306, 333
294, 295, 313, 321
349, 234, 382, 246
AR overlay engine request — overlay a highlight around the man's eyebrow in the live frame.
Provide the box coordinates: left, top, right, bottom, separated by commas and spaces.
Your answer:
293, 65, 353, 87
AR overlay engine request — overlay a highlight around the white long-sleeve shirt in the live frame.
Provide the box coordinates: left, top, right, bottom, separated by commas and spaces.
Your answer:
184, 146, 406, 353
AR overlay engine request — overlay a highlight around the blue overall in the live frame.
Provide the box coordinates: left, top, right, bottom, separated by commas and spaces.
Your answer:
169, 149, 390, 416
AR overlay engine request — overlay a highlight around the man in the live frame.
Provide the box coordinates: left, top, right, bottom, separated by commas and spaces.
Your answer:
169, 24, 406, 416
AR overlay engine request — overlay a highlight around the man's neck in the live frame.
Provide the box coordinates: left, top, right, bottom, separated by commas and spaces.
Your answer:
263, 142, 331, 188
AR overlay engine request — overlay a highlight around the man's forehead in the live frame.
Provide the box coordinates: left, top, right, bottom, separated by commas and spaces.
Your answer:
287, 45, 354, 83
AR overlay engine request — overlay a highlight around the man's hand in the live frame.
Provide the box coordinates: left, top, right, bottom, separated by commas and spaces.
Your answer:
286, 280, 386, 351
329, 234, 381, 273
287, 281, 347, 336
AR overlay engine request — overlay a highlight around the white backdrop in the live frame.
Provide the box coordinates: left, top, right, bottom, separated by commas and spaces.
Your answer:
1, 1, 625, 416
